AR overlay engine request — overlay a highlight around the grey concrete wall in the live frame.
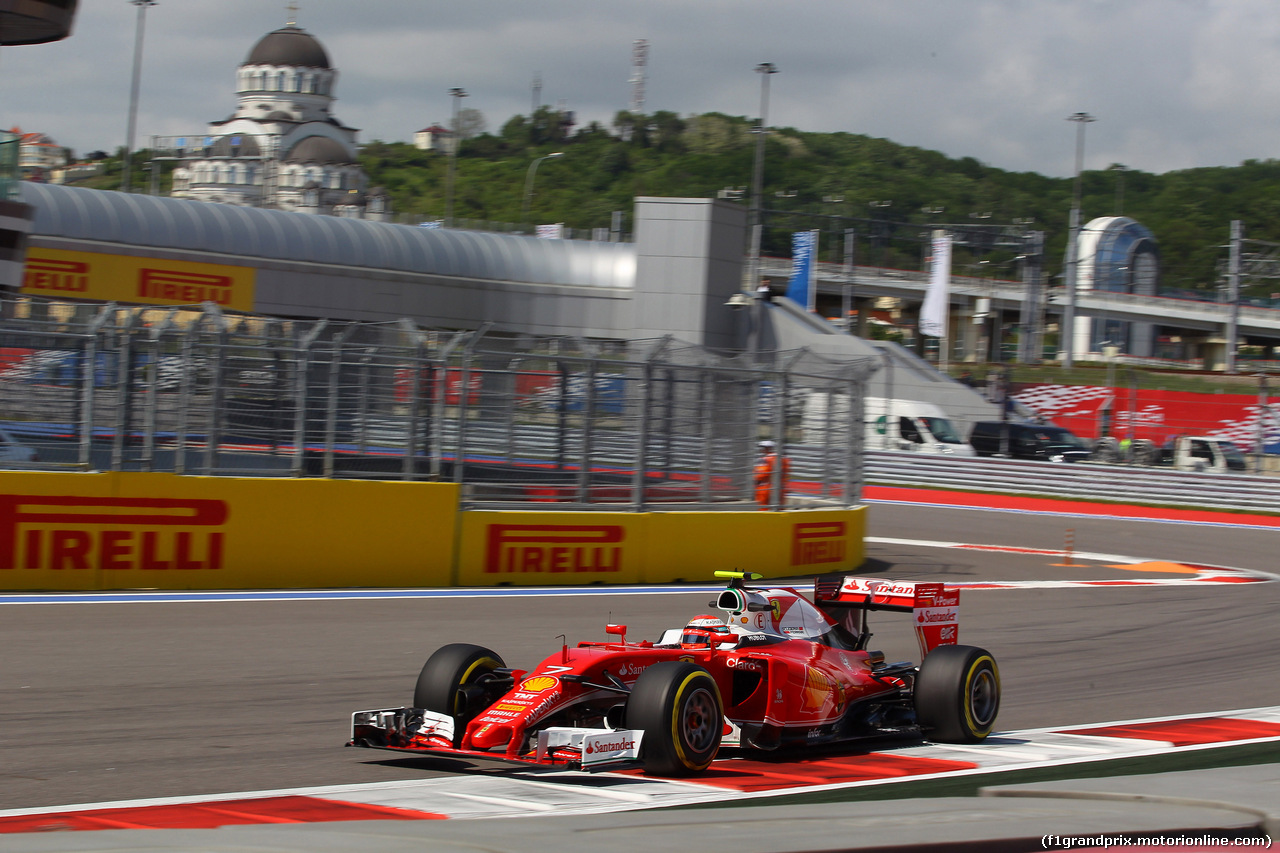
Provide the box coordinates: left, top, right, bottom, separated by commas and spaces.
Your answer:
631, 197, 747, 349
0, 200, 34, 292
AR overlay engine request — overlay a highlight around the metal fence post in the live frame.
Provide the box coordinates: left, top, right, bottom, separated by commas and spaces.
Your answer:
556, 360, 570, 472
577, 356, 598, 503
202, 306, 229, 475
323, 324, 356, 478
403, 339, 425, 480
847, 372, 865, 506
110, 310, 141, 471
631, 358, 653, 511
79, 303, 116, 470
698, 371, 713, 503
453, 327, 490, 484
1258, 372, 1270, 475
771, 367, 788, 509
820, 381, 835, 500
355, 348, 374, 456
142, 308, 177, 472
291, 320, 327, 477
504, 356, 523, 467
431, 331, 469, 480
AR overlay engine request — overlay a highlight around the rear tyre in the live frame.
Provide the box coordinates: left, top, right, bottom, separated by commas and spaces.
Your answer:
413, 643, 506, 746
625, 662, 722, 776
914, 644, 1000, 743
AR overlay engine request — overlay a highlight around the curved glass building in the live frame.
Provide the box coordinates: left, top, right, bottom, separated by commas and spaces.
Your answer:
1073, 216, 1160, 358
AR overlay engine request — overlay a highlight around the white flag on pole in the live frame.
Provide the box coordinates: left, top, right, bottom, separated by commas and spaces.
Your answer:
920, 230, 951, 338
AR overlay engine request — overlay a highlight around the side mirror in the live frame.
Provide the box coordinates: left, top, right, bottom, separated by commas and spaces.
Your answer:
605, 624, 627, 642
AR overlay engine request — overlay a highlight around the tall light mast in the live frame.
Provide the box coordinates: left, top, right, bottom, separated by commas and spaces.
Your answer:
629, 39, 648, 114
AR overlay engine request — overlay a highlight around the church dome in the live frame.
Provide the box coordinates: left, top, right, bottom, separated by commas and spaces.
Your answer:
284, 135, 353, 164
207, 134, 262, 158
244, 25, 330, 69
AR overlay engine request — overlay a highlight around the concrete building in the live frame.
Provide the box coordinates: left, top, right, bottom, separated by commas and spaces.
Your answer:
1070, 216, 1160, 358
169, 16, 387, 219
8, 127, 67, 182
414, 125, 452, 152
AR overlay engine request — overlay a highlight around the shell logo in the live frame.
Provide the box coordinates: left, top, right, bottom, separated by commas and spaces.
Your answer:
520, 676, 559, 693
801, 666, 836, 714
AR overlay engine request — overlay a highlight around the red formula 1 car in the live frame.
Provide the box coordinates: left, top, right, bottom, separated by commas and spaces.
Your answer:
349, 572, 1000, 775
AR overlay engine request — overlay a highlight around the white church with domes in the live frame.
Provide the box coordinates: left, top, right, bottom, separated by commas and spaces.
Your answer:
169, 13, 389, 219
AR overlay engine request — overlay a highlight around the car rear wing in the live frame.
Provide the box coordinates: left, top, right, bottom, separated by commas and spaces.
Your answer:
814, 576, 959, 659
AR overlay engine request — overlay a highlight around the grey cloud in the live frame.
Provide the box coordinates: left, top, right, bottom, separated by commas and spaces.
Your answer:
2, 1, 1275, 176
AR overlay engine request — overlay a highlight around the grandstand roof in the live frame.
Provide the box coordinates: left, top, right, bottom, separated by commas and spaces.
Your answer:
21, 183, 635, 290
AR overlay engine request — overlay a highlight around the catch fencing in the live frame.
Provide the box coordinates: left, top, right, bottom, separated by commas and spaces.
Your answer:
0, 297, 878, 510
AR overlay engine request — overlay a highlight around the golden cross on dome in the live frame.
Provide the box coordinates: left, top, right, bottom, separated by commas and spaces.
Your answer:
286, 1, 299, 26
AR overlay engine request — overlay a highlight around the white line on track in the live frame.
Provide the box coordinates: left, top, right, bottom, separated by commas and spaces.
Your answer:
1, 537, 1271, 606
866, 495, 1280, 529
2, 706, 1277, 821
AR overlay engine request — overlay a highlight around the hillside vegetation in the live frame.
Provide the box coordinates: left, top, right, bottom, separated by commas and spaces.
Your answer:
89, 107, 1280, 299
358, 109, 1280, 299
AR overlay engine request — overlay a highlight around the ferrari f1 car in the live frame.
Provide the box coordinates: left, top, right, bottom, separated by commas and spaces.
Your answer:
348, 572, 1000, 775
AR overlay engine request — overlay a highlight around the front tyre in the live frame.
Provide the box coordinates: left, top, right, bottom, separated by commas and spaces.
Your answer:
413, 643, 506, 746
914, 644, 1000, 743
626, 662, 723, 776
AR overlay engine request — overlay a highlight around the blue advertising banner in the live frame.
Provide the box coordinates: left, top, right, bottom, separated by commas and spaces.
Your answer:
786, 230, 819, 310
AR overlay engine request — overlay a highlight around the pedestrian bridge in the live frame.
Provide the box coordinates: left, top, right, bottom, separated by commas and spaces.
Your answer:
760, 257, 1280, 340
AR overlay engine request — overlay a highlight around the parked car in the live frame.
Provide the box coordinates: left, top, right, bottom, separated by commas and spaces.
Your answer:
803, 394, 976, 456
1158, 435, 1248, 473
969, 421, 1090, 463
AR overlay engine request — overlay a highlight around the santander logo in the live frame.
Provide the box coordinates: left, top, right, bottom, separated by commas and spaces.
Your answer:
586, 738, 636, 753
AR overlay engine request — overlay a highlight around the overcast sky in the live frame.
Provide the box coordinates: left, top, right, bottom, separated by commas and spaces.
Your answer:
3, 0, 1277, 178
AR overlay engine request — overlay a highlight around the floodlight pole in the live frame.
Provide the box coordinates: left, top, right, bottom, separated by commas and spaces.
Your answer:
122, 0, 157, 193
445, 87, 467, 227
1062, 111, 1095, 368
746, 63, 777, 295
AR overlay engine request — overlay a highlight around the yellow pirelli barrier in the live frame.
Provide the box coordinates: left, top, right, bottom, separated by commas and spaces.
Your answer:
23, 248, 257, 311
0, 471, 866, 591
454, 506, 865, 586
0, 472, 459, 590
455, 511, 647, 586
644, 507, 865, 583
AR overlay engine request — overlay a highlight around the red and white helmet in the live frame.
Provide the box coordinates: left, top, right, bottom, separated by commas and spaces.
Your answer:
681, 614, 726, 647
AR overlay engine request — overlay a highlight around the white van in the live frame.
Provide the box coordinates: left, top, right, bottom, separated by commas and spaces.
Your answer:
863, 397, 975, 455
802, 393, 974, 455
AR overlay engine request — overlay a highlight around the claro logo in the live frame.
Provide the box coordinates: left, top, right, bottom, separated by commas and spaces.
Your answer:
485, 524, 624, 574
139, 269, 233, 305
791, 521, 846, 566
0, 495, 228, 571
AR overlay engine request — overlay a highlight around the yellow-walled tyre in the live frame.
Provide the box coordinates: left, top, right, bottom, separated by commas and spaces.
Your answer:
626, 662, 723, 775
914, 645, 1000, 743
414, 643, 506, 747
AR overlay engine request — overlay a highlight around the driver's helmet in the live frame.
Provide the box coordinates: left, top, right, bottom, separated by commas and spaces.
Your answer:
680, 614, 726, 648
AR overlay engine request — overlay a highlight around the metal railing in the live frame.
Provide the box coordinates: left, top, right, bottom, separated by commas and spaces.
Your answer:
0, 297, 878, 511
858, 450, 1278, 513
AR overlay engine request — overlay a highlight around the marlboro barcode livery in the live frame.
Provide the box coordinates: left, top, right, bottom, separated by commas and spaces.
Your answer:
350, 571, 1000, 775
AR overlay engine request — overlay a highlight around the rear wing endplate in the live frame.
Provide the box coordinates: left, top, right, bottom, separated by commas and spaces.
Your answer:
814, 575, 959, 658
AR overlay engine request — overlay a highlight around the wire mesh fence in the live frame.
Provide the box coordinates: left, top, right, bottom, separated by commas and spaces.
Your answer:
0, 297, 878, 510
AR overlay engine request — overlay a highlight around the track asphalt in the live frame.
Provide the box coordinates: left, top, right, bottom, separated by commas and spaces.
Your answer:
2, 488, 1277, 850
